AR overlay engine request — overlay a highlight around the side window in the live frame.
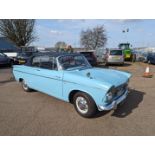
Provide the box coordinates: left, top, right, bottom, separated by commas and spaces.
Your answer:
74, 55, 85, 65
40, 56, 51, 69
32, 56, 41, 67
40, 56, 57, 70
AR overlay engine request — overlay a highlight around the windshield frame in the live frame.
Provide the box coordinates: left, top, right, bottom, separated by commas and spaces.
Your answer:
57, 54, 92, 71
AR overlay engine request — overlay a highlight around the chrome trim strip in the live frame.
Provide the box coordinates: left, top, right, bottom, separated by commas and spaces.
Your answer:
14, 70, 62, 81
14, 70, 104, 90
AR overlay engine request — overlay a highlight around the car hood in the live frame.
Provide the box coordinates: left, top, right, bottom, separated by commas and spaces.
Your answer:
68, 67, 131, 88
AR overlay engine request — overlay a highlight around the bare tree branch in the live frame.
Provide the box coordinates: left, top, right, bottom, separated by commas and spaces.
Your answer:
0, 19, 36, 47
80, 26, 107, 50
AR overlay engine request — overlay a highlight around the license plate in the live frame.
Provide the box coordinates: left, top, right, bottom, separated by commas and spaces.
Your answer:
112, 56, 120, 60
126, 55, 130, 58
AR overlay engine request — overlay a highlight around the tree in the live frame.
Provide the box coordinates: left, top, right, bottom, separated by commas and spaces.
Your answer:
55, 41, 67, 51
0, 19, 36, 47
65, 45, 73, 53
80, 26, 107, 50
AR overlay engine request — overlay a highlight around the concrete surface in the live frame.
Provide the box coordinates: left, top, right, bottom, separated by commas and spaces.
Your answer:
0, 62, 155, 135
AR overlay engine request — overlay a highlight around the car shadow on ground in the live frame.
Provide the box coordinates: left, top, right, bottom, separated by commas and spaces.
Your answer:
0, 77, 15, 85
0, 65, 12, 69
97, 62, 132, 68
111, 89, 145, 118
121, 62, 132, 67
94, 89, 145, 118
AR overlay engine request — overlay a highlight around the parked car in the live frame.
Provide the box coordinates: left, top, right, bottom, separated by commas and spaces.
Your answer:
147, 53, 155, 64
137, 52, 148, 62
76, 51, 97, 66
142, 53, 149, 63
14, 51, 38, 65
103, 49, 124, 65
2, 51, 18, 60
13, 52, 131, 118
132, 51, 148, 62
0, 52, 13, 66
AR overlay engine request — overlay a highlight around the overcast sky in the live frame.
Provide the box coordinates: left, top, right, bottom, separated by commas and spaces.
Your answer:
33, 19, 155, 48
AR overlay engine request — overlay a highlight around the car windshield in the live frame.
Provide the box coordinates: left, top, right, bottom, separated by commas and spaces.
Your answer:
58, 55, 91, 70
110, 50, 122, 55
0, 53, 5, 57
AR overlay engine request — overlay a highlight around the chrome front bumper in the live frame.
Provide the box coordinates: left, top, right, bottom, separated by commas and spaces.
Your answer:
98, 89, 129, 111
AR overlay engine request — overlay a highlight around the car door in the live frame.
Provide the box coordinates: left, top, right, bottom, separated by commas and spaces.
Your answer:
30, 55, 63, 99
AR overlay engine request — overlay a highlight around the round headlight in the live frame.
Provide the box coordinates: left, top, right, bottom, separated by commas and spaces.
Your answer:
106, 92, 113, 102
106, 86, 115, 103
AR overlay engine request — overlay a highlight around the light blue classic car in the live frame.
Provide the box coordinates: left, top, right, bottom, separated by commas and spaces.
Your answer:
13, 52, 131, 117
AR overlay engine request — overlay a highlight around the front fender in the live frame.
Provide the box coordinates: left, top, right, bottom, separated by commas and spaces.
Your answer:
62, 80, 110, 107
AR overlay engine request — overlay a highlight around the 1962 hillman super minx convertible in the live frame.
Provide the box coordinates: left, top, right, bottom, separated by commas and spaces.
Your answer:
13, 52, 131, 118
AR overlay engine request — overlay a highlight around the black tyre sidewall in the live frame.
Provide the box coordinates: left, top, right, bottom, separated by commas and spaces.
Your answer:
73, 92, 97, 118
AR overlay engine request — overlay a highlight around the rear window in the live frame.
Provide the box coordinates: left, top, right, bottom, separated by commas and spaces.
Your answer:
110, 50, 122, 55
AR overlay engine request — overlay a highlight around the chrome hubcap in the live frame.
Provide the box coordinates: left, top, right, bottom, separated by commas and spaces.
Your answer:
76, 97, 88, 114
23, 81, 28, 90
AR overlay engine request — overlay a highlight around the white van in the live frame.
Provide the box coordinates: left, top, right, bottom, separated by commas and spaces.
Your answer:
95, 48, 106, 63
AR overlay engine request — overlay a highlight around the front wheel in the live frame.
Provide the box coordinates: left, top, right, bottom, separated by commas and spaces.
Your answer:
73, 92, 97, 118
